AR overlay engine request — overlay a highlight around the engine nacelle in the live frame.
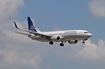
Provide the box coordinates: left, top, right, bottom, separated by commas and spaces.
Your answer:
68, 40, 78, 44
50, 36, 61, 41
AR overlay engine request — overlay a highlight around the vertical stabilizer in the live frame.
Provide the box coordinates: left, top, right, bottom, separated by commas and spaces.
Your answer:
27, 17, 37, 32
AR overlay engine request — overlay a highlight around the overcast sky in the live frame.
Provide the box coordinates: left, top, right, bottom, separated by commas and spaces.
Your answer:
0, 0, 105, 69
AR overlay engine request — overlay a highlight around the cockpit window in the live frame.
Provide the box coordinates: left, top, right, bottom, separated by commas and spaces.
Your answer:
84, 32, 89, 33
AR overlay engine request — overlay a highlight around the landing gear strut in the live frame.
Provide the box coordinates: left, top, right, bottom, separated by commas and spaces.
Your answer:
83, 39, 88, 44
49, 41, 53, 45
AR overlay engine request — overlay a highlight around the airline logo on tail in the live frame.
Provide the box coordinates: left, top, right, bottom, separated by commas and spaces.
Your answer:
30, 25, 37, 32
27, 17, 37, 33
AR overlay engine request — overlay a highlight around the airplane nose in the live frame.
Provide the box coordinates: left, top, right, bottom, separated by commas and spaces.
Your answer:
89, 33, 92, 37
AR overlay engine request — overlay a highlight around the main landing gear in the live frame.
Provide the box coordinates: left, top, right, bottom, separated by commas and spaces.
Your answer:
49, 41, 64, 46
83, 41, 85, 44
60, 42, 64, 46
49, 41, 53, 45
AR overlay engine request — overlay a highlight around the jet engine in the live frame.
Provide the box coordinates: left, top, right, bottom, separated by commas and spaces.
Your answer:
68, 40, 78, 44
50, 36, 62, 41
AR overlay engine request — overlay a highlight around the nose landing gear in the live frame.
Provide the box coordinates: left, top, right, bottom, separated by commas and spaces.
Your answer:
83, 39, 88, 44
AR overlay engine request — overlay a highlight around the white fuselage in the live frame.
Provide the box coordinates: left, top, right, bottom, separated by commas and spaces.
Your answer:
29, 30, 92, 42
14, 17, 92, 46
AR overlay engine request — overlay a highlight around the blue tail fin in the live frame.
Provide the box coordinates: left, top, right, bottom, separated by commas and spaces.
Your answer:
27, 17, 37, 32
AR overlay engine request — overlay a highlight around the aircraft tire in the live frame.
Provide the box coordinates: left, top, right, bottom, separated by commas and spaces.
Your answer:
60, 43, 64, 46
83, 41, 85, 44
49, 41, 53, 45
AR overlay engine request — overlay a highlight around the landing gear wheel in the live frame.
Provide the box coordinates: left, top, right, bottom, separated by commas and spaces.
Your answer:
83, 39, 87, 44
49, 41, 53, 45
60, 43, 64, 46
83, 41, 85, 44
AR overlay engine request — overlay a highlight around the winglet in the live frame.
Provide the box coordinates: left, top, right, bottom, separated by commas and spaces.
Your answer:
14, 21, 18, 29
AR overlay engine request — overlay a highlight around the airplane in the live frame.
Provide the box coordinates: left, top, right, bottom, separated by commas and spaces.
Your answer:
14, 17, 92, 46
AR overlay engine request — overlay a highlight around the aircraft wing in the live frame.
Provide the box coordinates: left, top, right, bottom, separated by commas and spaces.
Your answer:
14, 22, 52, 38
14, 31, 31, 36
32, 32, 51, 38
